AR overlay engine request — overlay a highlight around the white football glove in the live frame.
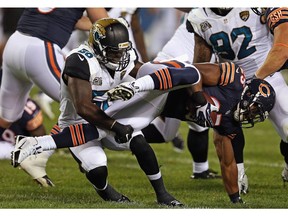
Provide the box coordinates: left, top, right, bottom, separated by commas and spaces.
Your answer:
195, 102, 219, 127
238, 172, 249, 194
107, 82, 139, 101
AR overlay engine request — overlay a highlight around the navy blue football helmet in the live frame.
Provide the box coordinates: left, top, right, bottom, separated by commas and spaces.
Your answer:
234, 79, 275, 128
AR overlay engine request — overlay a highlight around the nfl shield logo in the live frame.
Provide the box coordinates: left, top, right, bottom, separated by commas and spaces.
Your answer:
200, 21, 212, 32
239, 11, 250, 21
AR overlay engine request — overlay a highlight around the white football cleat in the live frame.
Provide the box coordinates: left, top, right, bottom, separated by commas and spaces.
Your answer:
11, 135, 43, 168
20, 151, 55, 187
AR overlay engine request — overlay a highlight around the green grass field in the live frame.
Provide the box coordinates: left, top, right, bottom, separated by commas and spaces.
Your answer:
0, 100, 288, 211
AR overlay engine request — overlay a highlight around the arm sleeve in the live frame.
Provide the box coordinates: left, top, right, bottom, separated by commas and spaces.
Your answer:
63, 53, 91, 81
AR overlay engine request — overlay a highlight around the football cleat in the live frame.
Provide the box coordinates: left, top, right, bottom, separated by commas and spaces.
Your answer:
191, 169, 221, 179
281, 167, 288, 187
11, 135, 43, 168
238, 172, 249, 194
157, 193, 184, 207
20, 151, 54, 187
231, 196, 245, 204
34, 175, 55, 187
95, 184, 131, 202
171, 135, 184, 153
107, 81, 139, 101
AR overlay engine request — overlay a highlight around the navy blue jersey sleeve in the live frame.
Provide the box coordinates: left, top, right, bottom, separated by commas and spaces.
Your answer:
63, 53, 90, 82
266, 7, 288, 34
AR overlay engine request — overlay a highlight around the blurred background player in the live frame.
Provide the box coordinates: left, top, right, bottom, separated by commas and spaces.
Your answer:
0, 8, 108, 186
0, 68, 54, 187
141, 8, 220, 178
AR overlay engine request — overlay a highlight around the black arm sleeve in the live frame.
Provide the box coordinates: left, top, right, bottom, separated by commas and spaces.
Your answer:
63, 53, 90, 82
186, 19, 195, 33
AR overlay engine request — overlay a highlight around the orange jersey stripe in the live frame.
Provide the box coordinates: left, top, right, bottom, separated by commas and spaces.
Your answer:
164, 68, 173, 88
74, 124, 83, 145
50, 124, 61, 135
223, 62, 231, 86
154, 70, 163, 90
79, 124, 86, 144
159, 68, 168, 90
165, 60, 182, 68
46, 42, 61, 79
230, 63, 235, 83
69, 125, 77, 147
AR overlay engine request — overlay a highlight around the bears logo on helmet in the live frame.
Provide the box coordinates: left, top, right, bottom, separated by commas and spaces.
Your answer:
234, 79, 275, 127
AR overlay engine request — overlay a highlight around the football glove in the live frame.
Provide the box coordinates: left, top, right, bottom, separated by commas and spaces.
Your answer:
111, 121, 134, 144
107, 82, 139, 101
238, 172, 249, 194
194, 102, 219, 127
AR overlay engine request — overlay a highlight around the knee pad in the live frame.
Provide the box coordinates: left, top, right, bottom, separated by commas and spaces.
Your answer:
86, 166, 108, 190
130, 135, 151, 155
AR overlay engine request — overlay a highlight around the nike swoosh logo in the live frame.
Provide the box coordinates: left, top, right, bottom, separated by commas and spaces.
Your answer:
78, 54, 84, 61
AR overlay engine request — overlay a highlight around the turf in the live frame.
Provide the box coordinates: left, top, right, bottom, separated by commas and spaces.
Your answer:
0, 99, 287, 211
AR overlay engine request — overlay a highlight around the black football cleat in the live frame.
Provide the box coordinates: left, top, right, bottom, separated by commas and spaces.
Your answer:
191, 169, 221, 179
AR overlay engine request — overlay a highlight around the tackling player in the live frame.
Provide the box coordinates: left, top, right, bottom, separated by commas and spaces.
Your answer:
254, 7, 288, 183
186, 7, 288, 193
11, 18, 183, 206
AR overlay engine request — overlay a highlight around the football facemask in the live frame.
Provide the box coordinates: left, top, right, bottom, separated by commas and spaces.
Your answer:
234, 79, 275, 128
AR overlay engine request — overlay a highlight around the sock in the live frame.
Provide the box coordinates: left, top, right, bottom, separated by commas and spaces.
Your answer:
0, 142, 13, 159
51, 124, 99, 148
237, 163, 245, 177
280, 140, 288, 164
231, 127, 245, 164
134, 75, 155, 91
187, 129, 209, 162
37, 136, 57, 151
149, 175, 168, 198
193, 161, 209, 173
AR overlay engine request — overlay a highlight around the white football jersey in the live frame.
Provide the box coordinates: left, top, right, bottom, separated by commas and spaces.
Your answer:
188, 8, 273, 79
58, 43, 137, 128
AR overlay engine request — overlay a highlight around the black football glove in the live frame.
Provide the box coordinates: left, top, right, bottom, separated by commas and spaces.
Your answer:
111, 121, 134, 144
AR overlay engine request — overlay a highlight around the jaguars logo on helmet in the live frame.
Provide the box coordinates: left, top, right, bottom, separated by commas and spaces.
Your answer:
88, 18, 132, 71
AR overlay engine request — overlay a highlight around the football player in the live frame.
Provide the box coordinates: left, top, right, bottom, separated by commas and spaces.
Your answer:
12, 58, 276, 203
0, 69, 54, 187
186, 7, 288, 192
148, 9, 220, 177
11, 18, 183, 206
0, 8, 108, 187
254, 7, 288, 184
